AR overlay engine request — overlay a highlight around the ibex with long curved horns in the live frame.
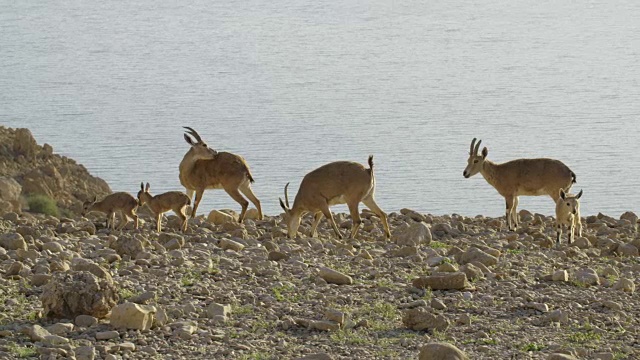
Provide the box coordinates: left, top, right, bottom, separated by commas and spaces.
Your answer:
279, 155, 391, 239
180, 127, 262, 223
463, 138, 576, 231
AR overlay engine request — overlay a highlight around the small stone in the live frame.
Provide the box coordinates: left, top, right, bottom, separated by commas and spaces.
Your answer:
110, 302, 156, 331
460, 247, 498, 267
402, 308, 450, 332
413, 272, 470, 291
318, 267, 353, 285
324, 309, 345, 325
26, 324, 51, 341
44, 334, 70, 346
617, 243, 639, 257
552, 270, 569, 282
75, 346, 95, 360
573, 268, 600, 286
268, 251, 289, 262
42, 241, 64, 253
436, 263, 458, 273
527, 302, 549, 313
431, 298, 447, 310
207, 210, 234, 225
95, 331, 120, 340
392, 221, 432, 246
75, 315, 98, 328
309, 320, 340, 332
46, 323, 74, 336
219, 238, 244, 252
294, 353, 333, 360
601, 300, 623, 311
547, 354, 578, 360
206, 303, 232, 319
6, 261, 24, 276
419, 342, 468, 360
612, 278, 635, 294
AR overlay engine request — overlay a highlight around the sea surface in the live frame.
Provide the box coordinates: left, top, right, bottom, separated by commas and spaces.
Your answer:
2, 0, 639, 217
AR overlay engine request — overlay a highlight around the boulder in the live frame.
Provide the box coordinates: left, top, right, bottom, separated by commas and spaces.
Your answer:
111, 236, 144, 258
0, 177, 22, 214
392, 221, 432, 246
0, 232, 28, 251
419, 342, 468, 360
552, 270, 569, 282
41, 271, 118, 319
402, 308, 449, 331
110, 302, 157, 331
12, 128, 38, 159
413, 272, 470, 291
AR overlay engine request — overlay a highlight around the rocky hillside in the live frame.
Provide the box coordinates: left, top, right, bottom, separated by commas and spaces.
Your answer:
0, 207, 638, 359
0, 126, 111, 215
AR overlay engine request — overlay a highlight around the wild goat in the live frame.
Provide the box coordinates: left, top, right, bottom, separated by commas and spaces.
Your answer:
279, 155, 391, 239
81, 192, 139, 230
555, 189, 583, 245
463, 138, 576, 231
179, 127, 262, 223
137, 182, 191, 232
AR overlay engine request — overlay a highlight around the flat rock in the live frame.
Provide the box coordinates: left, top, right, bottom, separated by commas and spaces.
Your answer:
419, 342, 468, 360
318, 267, 353, 285
110, 302, 157, 331
413, 272, 470, 290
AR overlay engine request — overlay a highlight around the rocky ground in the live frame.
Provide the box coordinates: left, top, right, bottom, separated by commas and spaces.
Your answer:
0, 206, 638, 360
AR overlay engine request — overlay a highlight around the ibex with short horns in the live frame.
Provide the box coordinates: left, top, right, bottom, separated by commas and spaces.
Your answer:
555, 189, 583, 245
137, 182, 191, 232
180, 127, 262, 223
463, 138, 576, 231
81, 192, 139, 230
279, 155, 391, 239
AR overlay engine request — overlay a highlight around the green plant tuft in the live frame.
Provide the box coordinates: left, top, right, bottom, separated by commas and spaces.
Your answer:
26, 194, 60, 217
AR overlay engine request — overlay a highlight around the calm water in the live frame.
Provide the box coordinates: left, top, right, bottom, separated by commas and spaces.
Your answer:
1, 0, 639, 217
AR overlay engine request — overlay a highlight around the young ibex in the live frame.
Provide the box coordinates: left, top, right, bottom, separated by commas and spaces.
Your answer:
463, 138, 576, 231
555, 189, 583, 245
81, 192, 139, 230
180, 127, 263, 223
137, 182, 191, 232
279, 155, 391, 239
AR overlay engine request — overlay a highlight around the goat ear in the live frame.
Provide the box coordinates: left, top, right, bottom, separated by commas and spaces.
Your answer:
93, 196, 97, 202
576, 189, 583, 199
140, 182, 144, 190
184, 134, 195, 145
559, 189, 566, 200
481, 147, 488, 158
145, 182, 150, 192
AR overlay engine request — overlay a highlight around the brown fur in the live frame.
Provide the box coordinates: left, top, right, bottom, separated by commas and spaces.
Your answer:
280, 156, 391, 239
179, 127, 262, 223
137, 182, 190, 232
81, 192, 138, 230
555, 189, 583, 245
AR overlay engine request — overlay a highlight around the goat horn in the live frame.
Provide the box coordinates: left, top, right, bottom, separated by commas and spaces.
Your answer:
474, 139, 482, 155
470, 138, 477, 155
183, 126, 203, 143
284, 182, 290, 209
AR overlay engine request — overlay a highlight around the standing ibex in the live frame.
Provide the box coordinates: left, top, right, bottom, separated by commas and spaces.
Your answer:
179, 127, 262, 223
137, 182, 191, 232
463, 138, 576, 231
555, 189, 583, 245
279, 155, 391, 239
81, 192, 139, 230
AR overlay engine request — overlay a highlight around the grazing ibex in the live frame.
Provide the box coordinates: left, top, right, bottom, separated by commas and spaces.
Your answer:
463, 138, 576, 231
179, 127, 262, 223
137, 182, 191, 232
279, 155, 391, 239
555, 189, 583, 245
81, 192, 139, 230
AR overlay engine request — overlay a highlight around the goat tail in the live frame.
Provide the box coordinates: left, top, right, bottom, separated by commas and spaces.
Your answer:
368, 155, 374, 171
247, 170, 255, 183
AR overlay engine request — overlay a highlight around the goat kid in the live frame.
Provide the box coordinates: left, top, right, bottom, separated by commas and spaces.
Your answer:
137, 182, 191, 232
